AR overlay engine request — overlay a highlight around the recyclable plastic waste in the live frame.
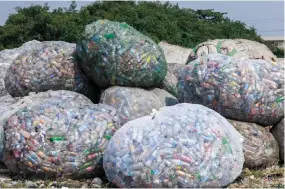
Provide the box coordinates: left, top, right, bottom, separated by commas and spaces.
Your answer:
0, 90, 92, 163
3, 98, 122, 177
270, 119, 284, 162
100, 86, 178, 125
0, 40, 42, 65
12, 40, 43, 52
0, 95, 19, 162
188, 39, 277, 62
0, 40, 42, 97
228, 119, 279, 168
161, 63, 186, 97
4, 41, 100, 102
103, 103, 244, 188
178, 53, 284, 126
1, 90, 92, 124
76, 19, 167, 89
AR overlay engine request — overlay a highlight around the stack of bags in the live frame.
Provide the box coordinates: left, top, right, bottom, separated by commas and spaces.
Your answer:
177, 39, 284, 167
0, 19, 283, 188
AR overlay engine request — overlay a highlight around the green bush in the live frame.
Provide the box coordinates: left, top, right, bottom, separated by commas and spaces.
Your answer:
271, 47, 284, 58
0, 1, 263, 50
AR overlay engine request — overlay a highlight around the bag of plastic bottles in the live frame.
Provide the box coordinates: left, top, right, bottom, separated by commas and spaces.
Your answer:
100, 86, 178, 125
0, 90, 93, 163
104, 103, 244, 188
4, 41, 100, 102
0, 40, 42, 97
270, 118, 284, 162
178, 53, 284, 126
76, 19, 167, 89
161, 63, 186, 97
228, 119, 279, 168
0, 90, 93, 128
0, 40, 42, 64
3, 97, 122, 178
0, 95, 19, 162
188, 39, 277, 62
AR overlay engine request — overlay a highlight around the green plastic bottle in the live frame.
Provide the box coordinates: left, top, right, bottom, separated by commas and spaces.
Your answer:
49, 136, 65, 142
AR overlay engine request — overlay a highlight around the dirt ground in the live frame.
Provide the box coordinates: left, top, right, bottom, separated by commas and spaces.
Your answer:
0, 163, 284, 188
227, 165, 284, 188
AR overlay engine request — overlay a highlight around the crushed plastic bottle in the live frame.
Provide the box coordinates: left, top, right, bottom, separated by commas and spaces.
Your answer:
76, 19, 167, 89
3, 98, 122, 178
4, 41, 100, 102
178, 53, 284, 126
188, 39, 277, 62
228, 119, 279, 168
103, 103, 244, 188
100, 86, 178, 124
270, 118, 284, 162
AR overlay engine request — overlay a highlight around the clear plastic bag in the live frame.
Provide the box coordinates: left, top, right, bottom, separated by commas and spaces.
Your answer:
0, 90, 92, 163
0, 95, 19, 162
228, 119, 279, 168
0, 90, 93, 127
0, 40, 42, 97
178, 53, 284, 126
3, 91, 121, 178
76, 19, 167, 89
104, 103, 244, 188
4, 41, 100, 102
188, 39, 277, 62
100, 86, 178, 124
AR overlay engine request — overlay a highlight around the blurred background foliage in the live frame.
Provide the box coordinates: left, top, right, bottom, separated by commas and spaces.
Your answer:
0, 1, 269, 53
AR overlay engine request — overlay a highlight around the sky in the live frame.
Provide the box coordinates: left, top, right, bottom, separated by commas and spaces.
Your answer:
0, 1, 283, 37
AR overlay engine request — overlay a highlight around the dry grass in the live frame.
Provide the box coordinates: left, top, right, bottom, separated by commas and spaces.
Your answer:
228, 165, 284, 188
